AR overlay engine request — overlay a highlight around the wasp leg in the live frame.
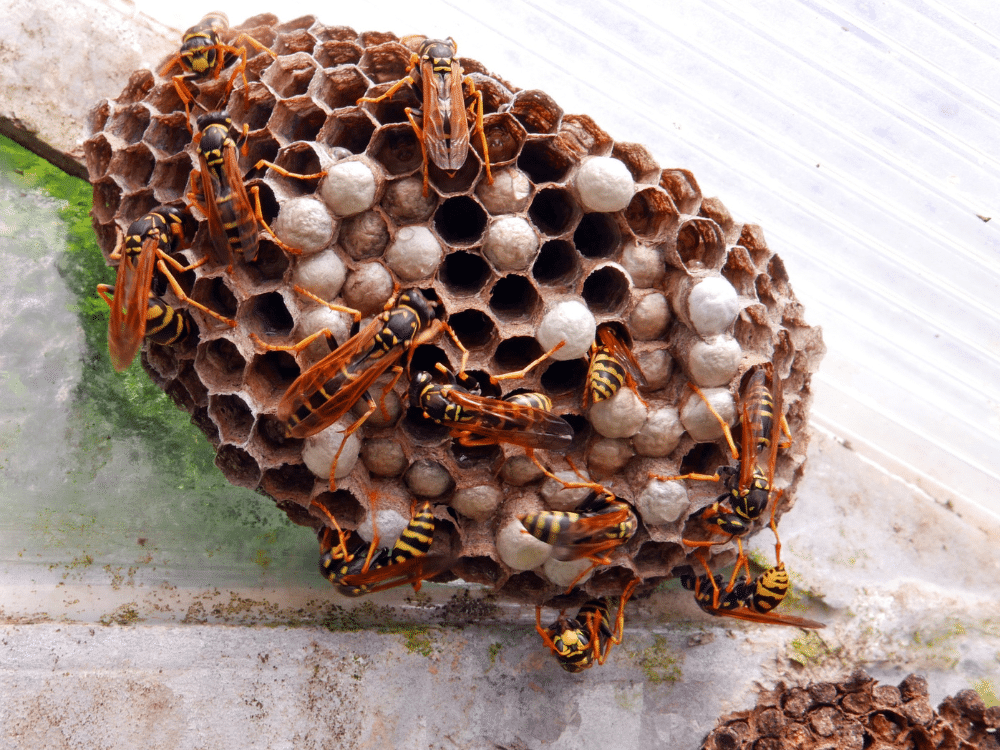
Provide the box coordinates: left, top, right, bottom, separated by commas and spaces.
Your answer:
253, 160, 328, 182
154, 258, 236, 328
595, 577, 639, 665
648, 471, 722, 483
464, 77, 493, 185
688, 381, 740, 460
535, 606, 562, 656
248, 185, 305, 255
402, 106, 432, 196
291, 285, 362, 322
490, 341, 566, 382
327, 392, 380, 491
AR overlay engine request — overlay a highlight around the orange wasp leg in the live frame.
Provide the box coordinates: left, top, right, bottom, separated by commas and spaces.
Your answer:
488, 340, 566, 382
535, 606, 564, 655
253, 159, 328, 182
248, 185, 306, 256
154, 254, 236, 328
591, 577, 639, 665
464, 78, 492, 185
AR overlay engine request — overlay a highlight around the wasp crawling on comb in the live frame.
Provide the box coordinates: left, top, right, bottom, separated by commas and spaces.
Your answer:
359, 36, 492, 195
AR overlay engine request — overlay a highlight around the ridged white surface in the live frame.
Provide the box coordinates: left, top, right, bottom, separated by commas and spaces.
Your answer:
138, 0, 1000, 518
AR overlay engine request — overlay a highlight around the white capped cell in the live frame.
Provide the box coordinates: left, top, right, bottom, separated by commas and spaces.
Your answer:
384, 226, 443, 281
293, 304, 352, 364
687, 276, 739, 336
482, 215, 540, 271
541, 472, 596, 511
341, 262, 394, 314
688, 335, 742, 387
404, 459, 453, 498
302, 418, 361, 481
587, 437, 634, 476
319, 159, 379, 217
543, 557, 594, 588
679, 387, 736, 442
360, 438, 408, 477
575, 156, 635, 212
271, 197, 334, 255
496, 519, 552, 571
589, 387, 647, 439
636, 479, 690, 526
621, 241, 665, 288
292, 250, 346, 302
451, 485, 503, 522
536, 300, 596, 361
633, 406, 684, 457
476, 167, 532, 214
500, 455, 545, 486
629, 292, 670, 340
638, 349, 673, 391
357, 508, 409, 545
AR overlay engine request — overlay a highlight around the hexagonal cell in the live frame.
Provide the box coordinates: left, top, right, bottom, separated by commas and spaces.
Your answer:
145, 113, 190, 157
114, 70, 155, 106
214, 444, 262, 489
531, 239, 580, 286
369, 123, 422, 176
260, 463, 315, 505
145, 80, 186, 116
612, 141, 660, 184
381, 177, 436, 223
315, 40, 364, 68
493, 336, 545, 373
434, 196, 488, 246
428, 153, 482, 196
109, 143, 156, 193
489, 275, 541, 322
528, 187, 581, 237
208, 393, 256, 445
229, 83, 279, 132
175, 359, 209, 407
671, 217, 726, 271
252, 414, 305, 466
92, 177, 122, 224
269, 96, 327, 144
469, 73, 515, 114
92, 219, 119, 257
311, 65, 370, 110
273, 27, 317, 56
360, 30, 401, 47
624, 186, 678, 242
340, 209, 389, 259
151, 152, 194, 205
84, 134, 113, 182
509, 90, 563, 135
517, 138, 575, 184
358, 41, 412, 84
540, 357, 589, 397
115, 192, 157, 232
108, 103, 150, 145
555, 114, 613, 159
739, 223, 771, 266
314, 25, 359, 44
259, 141, 325, 197
439, 251, 492, 297
196, 336, 248, 392
274, 14, 314, 33
475, 112, 526, 167
243, 291, 295, 341
261, 51, 319, 98
721, 245, 758, 297
245, 350, 300, 405
88, 100, 110, 135
191, 275, 240, 325
163, 377, 194, 412
319, 109, 377, 154
448, 309, 498, 353
191, 406, 221, 447
359, 80, 419, 126
660, 168, 702, 215
574, 212, 623, 259
582, 264, 631, 315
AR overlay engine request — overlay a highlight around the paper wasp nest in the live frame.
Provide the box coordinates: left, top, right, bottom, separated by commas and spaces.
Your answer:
84, 14, 825, 602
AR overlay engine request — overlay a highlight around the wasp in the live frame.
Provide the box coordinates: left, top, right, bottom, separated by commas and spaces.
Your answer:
536, 578, 639, 672
161, 13, 275, 125
358, 36, 492, 195
680, 564, 823, 629
409, 359, 577, 483
188, 112, 323, 269
313, 498, 450, 597
260, 289, 443, 488
96, 205, 235, 371
651, 363, 788, 597
585, 323, 647, 408
520, 490, 638, 591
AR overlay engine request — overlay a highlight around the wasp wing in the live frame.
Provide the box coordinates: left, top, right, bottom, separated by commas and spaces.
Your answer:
221, 145, 259, 262
447, 390, 574, 451
339, 554, 454, 594
421, 59, 470, 171
701, 604, 824, 629
108, 235, 158, 372
597, 324, 647, 388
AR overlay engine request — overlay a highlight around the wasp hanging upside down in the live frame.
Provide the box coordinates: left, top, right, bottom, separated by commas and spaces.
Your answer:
358, 36, 492, 195
97, 205, 235, 372
161, 12, 275, 125
536, 578, 640, 672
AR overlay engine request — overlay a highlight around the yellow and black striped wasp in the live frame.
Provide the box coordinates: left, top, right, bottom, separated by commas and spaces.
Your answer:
520, 490, 638, 591
161, 13, 275, 126
409, 357, 576, 483
313, 496, 451, 597
358, 36, 492, 195
680, 564, 823, 629
585, 323, 647, 408
536, 578, 639, 672
96, 205, 236, 372
651, 362, 789, 599
258, 289, 444, 489
188, 112, 323, 269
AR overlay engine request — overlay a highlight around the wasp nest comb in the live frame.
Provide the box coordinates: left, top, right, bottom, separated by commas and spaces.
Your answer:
84, 13, 825, 603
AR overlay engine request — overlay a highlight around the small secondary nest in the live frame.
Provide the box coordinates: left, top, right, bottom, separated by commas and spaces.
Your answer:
84, 14, 825, 603
700, 670, 1000, 750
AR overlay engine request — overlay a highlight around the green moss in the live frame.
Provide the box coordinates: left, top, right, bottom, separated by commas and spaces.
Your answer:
973, 679, 998, 709
789, 630, 831, 666
636, 635, 682, 684
488, 641, 503, 666
321, 601, 437, 656
403, 629, 434, 657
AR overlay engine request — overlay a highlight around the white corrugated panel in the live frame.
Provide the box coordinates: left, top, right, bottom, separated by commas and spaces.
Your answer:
135, 0, 1000, 518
